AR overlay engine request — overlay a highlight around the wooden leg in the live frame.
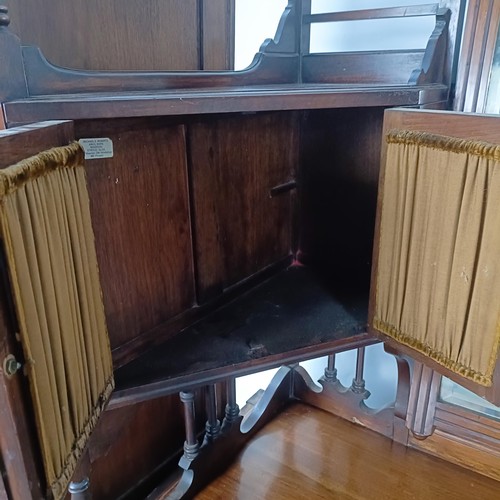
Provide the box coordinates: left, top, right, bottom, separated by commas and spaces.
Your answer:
222, 377, 239, 428
179, 391, 199, 464
351, 347, 368, 394
203, 384, 221, 443
406, 362, 441, 439
324, 354, 338, 382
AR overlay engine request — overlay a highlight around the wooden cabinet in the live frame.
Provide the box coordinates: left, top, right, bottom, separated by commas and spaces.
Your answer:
3, 1, 495, 499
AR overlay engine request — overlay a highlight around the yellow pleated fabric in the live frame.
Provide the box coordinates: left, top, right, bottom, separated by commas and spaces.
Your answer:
0, 143, 114, 499
373, 130, 500, 386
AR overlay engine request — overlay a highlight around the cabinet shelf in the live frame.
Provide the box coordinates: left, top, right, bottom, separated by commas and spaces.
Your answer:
112, 265, 372, 407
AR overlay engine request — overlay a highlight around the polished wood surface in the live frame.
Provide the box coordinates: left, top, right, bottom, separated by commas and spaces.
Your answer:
189, 112, 298, 301
411, 401, 500, 482
3, 85, 448, 126
7, 0, 235, 71
76, 118, 195, 354
0, 0, 457, 124
88, 396, 196, 499
0, 4, 471, 498
196, 403, 500, 500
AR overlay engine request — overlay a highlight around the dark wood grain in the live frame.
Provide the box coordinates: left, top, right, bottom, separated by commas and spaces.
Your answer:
19, 47, 299, 96
0, 0, 457, 116
87, 395, 198, 500
423, 401, 500, 481
3, 85, 449, 127
0, 277, 45, 500
201, 0, 235, 70
7, 0, 201, 71
188, 112, 298, 301
75, 118, 195, 352
8, 0, 236, 72
0, 120, 73, 167
302, 52, 426, 85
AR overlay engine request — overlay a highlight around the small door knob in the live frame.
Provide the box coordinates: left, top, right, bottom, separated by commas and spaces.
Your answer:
3, 354, 22, 378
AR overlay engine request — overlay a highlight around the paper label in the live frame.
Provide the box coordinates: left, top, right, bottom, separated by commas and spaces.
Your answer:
79, 138, 114, 159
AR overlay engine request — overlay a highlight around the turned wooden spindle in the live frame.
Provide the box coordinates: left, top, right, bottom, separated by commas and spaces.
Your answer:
223, 377, 240, 425
324, 353, 338, 381
351, 346, 366, 393
0, 6, 10, 27
204, 384, 221, 442
68, 478, 91, 500
180, 391, 200, 461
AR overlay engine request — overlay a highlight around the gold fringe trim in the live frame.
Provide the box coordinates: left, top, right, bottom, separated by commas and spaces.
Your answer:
0, 142, 84, 198
373, 318, 496, 387
386, 129, 500, 161
49, 376, 115, 500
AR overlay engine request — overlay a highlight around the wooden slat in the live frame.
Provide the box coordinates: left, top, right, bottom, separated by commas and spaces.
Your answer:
454, 0, 500, 112
302, 52, 425, 85
304, 4, 439, 24
201, 0, 235, 70
3, 84, 448, 126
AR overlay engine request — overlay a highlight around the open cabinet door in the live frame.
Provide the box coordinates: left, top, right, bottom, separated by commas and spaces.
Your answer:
369, 108, 500, 406
0, 120, 75, 499
0, 120, 114, 500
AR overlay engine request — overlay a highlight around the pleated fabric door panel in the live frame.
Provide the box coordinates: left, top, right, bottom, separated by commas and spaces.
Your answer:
370, 109, 500, 400
0, 141, 113, 499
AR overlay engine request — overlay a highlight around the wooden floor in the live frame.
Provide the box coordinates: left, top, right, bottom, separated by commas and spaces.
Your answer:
195, 403, 499, 500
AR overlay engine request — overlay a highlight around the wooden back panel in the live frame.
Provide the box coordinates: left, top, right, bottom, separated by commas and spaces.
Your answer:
189, 112, 298, 302
74, 118, 195, 359
66, 113, 299, 364
6, 0, 234, 71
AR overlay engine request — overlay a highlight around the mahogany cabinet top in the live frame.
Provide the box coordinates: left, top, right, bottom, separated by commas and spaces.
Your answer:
0, 1, 462, 125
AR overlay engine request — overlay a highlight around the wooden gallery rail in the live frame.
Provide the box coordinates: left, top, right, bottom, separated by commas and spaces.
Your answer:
2, 2, 497, 500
